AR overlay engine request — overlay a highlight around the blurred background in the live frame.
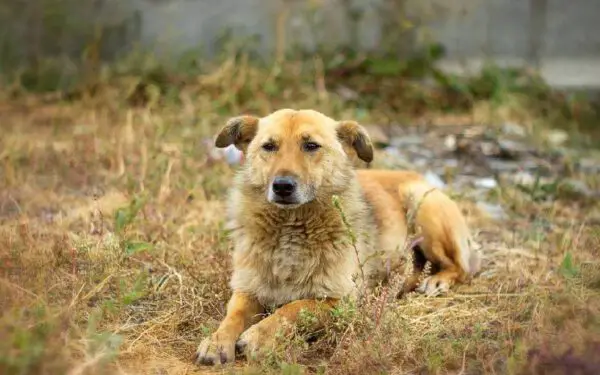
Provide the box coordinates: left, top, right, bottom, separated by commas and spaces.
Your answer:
1, 0, 600, 89
2, 0, 600, 139
2, 2, 600, 375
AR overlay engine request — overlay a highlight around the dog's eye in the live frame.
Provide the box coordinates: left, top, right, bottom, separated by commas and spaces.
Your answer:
262, 142, 277, 152
303, 142, 321, 152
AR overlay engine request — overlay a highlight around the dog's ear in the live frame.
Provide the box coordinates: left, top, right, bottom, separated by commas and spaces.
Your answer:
336, 120, 374, 163
215, 115, 260, 151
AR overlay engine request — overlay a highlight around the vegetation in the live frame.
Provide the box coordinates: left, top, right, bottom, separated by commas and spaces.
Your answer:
1, 14, 600, 375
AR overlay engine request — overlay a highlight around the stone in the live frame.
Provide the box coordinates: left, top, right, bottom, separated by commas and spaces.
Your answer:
578, 157, 600, 173
497, 139, 531, 158
363, 125, 390, 148
559, 179, 597, 198
411, 147, 435, 159
511, 171, 536, 186
488, 159, 539, 172
414, 158, 429, 168
474, 178, 498, 189
545, 130, 569, 147
390, 135, 424, 147
480, 142, 500, 156
424, 170, 446, 189
444, 134, 457, 151
336, 86, 359, 101
477, 202, 508, 220
443, 158, 459, 168
501, 122, 527, 137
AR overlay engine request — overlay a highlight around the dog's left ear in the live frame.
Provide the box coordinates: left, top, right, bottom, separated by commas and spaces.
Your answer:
215, 115, 260, 152
336, 120, 374, 163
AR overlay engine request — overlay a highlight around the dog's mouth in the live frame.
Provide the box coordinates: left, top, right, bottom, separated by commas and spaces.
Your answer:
270, 195, 302, 208
273, 197, 298, 205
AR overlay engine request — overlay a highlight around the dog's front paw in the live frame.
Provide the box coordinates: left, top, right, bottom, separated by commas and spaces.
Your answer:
416, 274, 452, 297
235, 324, 274, 359
236, 318, 289, 360
194, 332, 236, 366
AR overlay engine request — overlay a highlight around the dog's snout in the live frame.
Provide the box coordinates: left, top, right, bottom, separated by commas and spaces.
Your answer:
272, 176, 297, 197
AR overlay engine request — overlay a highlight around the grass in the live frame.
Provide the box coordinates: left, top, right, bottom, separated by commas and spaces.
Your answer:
1, 50, 600, 375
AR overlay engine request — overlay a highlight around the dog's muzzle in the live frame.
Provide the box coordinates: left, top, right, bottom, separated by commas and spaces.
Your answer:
269, 176, 299, 205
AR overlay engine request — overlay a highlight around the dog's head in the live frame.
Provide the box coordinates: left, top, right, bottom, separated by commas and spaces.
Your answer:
214, 109, 373, 208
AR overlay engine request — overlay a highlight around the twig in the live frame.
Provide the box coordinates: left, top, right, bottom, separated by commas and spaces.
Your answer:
458, 343, 469, 375
81, 274, 114, 302
68, 282, 87, 310
67, 349, 108, 375
158, 259, 185, 306
0, 278, 43, 301
435, 293, 526, 299
332, 195, 366, 303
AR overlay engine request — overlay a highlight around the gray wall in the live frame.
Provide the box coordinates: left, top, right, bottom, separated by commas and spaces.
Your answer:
1, 0, 599, 87
130, 0, 600, 59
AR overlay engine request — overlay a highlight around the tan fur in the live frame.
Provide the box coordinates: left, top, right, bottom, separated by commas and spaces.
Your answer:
195, 109, 481, 366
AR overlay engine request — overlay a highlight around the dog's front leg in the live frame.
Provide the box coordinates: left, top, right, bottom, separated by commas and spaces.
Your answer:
236, 298, 338, 359
195, 291, 264, 365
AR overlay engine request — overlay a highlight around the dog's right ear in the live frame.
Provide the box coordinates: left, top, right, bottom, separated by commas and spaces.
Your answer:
215, 115, 260, 152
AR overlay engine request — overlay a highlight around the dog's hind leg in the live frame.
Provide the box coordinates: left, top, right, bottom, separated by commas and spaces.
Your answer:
414, 240, 464, 296
397, 245, 433, 297
399, 181, 480, 296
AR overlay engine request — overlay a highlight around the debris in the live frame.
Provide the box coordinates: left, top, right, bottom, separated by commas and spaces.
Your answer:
444, 134, 457, 151
476, 202, 508, 220
336, 85, 359, 101
479, 142, 500, 156
511, 171, 536, 186
411, 158, 426, 169
578, 157, 600, 174
559, 179, 597, 199
545, 130, 569, 147
497, 139, 531, 158
391, 135, 423, 147
443, 158, 459, 168
487, 159, 539, 172
501, 122, 527, 137
474, 178, 498, 189
376, 122, 594, 212
424, 170, 446, 189
363, 125, 389, 148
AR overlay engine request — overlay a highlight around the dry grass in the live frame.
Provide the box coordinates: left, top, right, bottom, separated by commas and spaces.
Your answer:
1, 58, 600, 375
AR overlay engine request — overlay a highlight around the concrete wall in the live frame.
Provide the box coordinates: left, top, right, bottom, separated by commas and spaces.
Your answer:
1, 0, 599, 88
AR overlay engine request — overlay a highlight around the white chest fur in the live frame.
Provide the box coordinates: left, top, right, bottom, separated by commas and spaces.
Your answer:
229, 211, 359, 307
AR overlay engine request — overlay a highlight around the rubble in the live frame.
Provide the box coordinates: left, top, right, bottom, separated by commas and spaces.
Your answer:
372, 122, 599, 207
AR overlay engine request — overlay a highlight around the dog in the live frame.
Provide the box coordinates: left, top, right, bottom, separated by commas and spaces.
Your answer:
194, 109, 481, 365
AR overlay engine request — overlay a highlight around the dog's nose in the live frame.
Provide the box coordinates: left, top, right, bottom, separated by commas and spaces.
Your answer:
272, 176, 297, 197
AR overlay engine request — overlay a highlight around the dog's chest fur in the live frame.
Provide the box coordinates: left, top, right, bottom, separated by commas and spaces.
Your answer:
226, 190, 372, 307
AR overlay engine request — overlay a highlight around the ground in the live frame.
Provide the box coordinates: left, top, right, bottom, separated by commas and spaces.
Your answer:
1, 58, 600, 375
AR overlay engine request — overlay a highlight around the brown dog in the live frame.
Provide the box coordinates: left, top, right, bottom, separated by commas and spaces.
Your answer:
195, 109, 481, 365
